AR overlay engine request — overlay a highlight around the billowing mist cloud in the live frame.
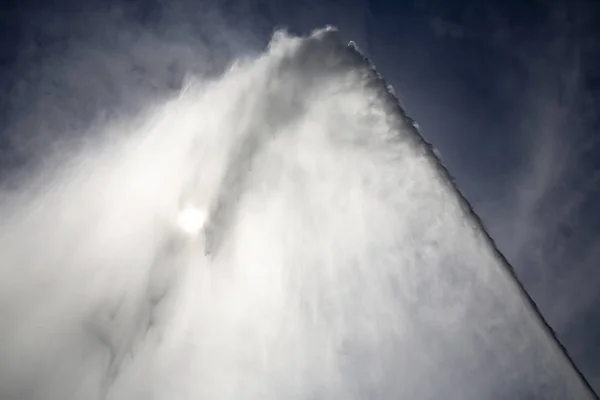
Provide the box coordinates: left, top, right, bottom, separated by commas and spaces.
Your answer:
0, 25, 595, 399
0, 0, 266, 181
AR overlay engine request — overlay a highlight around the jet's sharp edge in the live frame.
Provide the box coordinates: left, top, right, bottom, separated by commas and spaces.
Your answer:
343, 40, 599, 399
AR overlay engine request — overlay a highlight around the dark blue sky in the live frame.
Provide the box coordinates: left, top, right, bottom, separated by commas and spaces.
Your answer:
0, 0, 598, 392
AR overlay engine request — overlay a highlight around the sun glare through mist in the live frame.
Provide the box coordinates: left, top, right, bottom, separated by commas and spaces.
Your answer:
177, 205, 207, 236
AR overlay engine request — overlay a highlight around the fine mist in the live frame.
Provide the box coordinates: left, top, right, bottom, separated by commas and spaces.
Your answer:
0, 28, 594, 400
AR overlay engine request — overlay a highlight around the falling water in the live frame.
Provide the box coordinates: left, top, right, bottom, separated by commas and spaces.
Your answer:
0, 28, 594, 400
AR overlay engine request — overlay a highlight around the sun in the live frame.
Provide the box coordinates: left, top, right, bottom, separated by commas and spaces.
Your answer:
177, 205, 207, 235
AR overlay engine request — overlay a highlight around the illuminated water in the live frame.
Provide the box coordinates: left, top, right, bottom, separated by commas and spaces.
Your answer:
0, 28, 594, 400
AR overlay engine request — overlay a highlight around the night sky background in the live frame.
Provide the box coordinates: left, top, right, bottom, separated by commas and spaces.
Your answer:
0, 0, 599, 393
